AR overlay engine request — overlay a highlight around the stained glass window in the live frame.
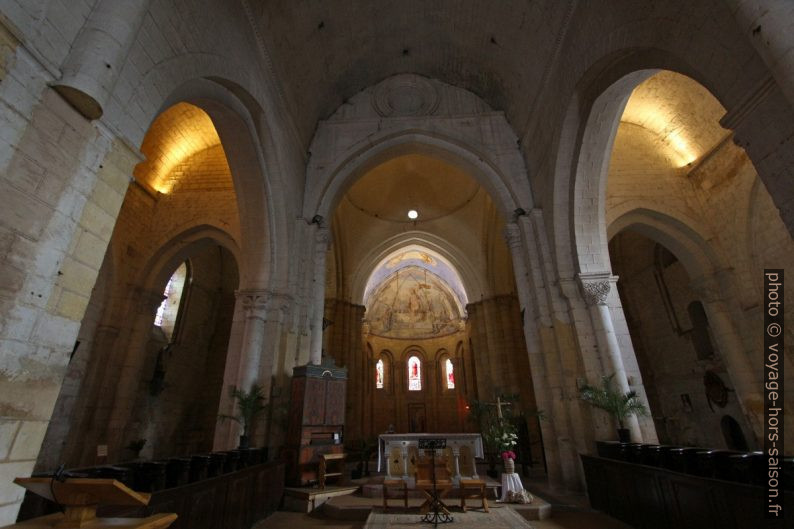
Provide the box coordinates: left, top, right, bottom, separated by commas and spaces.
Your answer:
376, 359, 384, 389
408, 356, 421, 391
154, 262, 188, 341
445, 358, 455, 389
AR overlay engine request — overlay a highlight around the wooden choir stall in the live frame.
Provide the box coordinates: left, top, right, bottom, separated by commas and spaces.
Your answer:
7, 477, 176, 529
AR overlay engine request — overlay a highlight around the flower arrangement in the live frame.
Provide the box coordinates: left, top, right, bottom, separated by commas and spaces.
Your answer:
501, 450, 516, 460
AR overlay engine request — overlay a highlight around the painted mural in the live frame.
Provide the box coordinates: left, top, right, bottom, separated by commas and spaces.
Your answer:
364, 265, 465, 338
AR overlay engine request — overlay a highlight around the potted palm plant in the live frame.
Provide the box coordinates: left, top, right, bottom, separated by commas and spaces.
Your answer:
579, 374, 648, 443
219, 384, 268, 449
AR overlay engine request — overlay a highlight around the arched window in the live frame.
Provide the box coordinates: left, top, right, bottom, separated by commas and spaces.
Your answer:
444, 358, 455, 389
154, 261, 188, 341
408, 355, 422, 391
376, 359, 385, 389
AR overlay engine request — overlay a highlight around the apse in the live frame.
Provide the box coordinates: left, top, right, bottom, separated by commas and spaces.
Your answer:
363, 246, 468, 340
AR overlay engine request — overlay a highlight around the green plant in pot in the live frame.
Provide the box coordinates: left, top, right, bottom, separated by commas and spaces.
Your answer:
219, 383, 268, 449
579, 373, 648, 443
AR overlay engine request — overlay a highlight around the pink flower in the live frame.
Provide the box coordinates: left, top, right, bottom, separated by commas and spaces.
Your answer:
501, 450, 516, 460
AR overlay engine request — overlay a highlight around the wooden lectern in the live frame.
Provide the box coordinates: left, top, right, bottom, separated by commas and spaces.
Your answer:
7, 477, 177, 529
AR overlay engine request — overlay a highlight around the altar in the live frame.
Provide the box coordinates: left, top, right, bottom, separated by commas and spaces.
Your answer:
378, 433, 484, 485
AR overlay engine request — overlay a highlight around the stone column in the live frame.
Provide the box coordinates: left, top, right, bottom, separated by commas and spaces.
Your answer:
236, 290, 269, 391
726, 0, 794, 109
503, 220, 567, 490
52, 0, 152, 119
578, 273, 642, 442
690, 274, 764, 440
308, 226, 330, 365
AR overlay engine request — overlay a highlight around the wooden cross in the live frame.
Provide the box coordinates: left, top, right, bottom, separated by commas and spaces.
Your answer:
485, 395, 512, 419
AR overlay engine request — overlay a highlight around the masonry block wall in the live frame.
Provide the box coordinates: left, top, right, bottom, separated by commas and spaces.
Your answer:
33, 113, 242, 471
605, 74, 794, 452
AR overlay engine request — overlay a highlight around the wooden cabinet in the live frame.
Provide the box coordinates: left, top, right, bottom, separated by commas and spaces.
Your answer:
284, 358, 347, 486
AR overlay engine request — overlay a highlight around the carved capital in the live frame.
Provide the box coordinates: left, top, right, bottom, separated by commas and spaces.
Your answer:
503, 223, 523, 250
265, 292, 293, 322
578, 275, 614, 306
314, 226, 331, 251
237, 289, 270, 320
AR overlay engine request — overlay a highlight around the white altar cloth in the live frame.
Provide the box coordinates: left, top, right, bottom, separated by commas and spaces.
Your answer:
499, 472, 524, 502
377, 433, 484, 474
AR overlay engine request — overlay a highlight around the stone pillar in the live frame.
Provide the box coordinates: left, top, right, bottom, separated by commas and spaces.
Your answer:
690, 274, 764, 440
503, 220, 567, 490
726, 0, 794, 109
53, 0, 152, 119
236, 290, 269, 391
578, 273, 642, 442
308, 226, 330, 365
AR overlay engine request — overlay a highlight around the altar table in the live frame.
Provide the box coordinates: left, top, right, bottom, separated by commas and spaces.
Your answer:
377, 433, 484, 485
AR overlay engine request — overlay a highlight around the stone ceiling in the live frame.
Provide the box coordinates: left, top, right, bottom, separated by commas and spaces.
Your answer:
134, 102, 222, 193
345, 154, 480, 223
249, 0, 572, 141
622, 71, 730, 168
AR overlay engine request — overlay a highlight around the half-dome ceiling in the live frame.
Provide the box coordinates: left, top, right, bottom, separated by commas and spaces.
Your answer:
346, 154, 480, 222
363, 246, 468, 340
621, 71, 730, 167
134, 103, 222, 193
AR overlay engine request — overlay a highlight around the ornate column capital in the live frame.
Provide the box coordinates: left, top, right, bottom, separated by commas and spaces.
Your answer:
577, 273, 617, 306
503, 222, 523, 250
236, 289, 270, 320
314, 225, 331, 251
265, 291, 293, 322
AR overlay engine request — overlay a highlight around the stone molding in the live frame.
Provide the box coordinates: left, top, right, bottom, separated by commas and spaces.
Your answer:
720, 75, 776, 131
372, 74, 440, 117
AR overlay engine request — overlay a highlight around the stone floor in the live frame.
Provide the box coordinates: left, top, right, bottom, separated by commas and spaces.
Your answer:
364, 505, 532, 528
254, 466, 632, 529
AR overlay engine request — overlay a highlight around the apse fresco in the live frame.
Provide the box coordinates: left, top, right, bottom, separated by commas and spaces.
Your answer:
365, 265, 465, 338
363, 247, 467, 309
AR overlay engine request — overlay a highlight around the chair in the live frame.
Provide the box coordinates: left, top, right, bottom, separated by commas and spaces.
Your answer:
460, 478, 489, 512
318, 452, 346, 489
414, 454, 453, 515
382, 478, 408, 510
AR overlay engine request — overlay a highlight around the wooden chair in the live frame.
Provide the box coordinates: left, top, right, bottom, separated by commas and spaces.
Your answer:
318, 452, 346, 489
460, 478, 489, 513
382, 478, 408, 510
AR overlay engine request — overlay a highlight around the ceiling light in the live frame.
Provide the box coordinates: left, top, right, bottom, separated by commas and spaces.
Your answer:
407, 209, 419, 220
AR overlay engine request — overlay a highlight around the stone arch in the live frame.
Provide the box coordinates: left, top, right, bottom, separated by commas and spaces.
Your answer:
552, 48, 740, 281
309, 131, 526, 224
351, 232, 480, 307
607, 207, 762, 444
147, 77, 288, 292
607, 208, 722, 283
140, 224, 241, 295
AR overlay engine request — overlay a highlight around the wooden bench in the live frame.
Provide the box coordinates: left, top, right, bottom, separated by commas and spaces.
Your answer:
318, 453, 346, 489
